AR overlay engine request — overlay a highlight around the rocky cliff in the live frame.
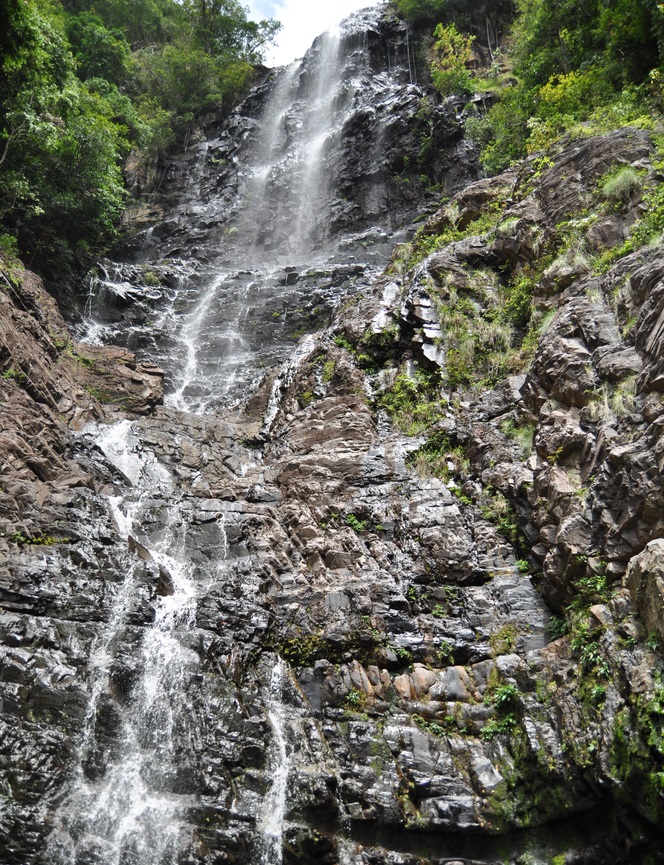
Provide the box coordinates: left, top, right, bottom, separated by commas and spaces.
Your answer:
1, 5, 664, 865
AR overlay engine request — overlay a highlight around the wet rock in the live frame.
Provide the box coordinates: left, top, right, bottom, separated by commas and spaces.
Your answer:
625, 539, 664, 641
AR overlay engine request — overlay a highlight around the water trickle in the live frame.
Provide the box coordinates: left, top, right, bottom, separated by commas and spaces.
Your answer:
257, 658, 291, 865
262, 333, 316, 434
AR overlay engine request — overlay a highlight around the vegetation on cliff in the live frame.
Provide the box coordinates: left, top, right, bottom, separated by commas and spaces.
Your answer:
0, 0, 279, 276
399, 0, 664, 174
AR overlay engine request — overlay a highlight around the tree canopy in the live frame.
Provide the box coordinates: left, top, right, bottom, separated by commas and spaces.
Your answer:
0, 0, 280, 275
398, 0, 664, 175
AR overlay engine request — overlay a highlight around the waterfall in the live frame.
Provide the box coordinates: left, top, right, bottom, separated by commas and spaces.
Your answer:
257, 658, 291, 865
47, 421, 228, 865
76, 4, 428, 417
44, 5, 450, 864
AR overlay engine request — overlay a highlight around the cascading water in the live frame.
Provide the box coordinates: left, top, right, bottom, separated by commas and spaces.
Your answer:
78, 3, 434, 414
257, 659, 291, 865
46, 5, 462, 864
47, 421, 229, 865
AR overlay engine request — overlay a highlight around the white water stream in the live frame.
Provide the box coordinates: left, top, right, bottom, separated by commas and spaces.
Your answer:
48, 421, 228, 865
257, 659, 291, 865
52, 6, 421, 864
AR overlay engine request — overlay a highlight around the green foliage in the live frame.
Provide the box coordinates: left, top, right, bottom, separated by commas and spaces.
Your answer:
9, 531, 68, 545
480, 489, 519, 546
467, 83, 534, 175
0, 233, 21, 263
610, 686, 664, 822
500, 419, 535, 458
481, 679, 521, 739
0, 0, 279, 272
407, 430, 468, 482
0, 1, 126, 269
601, 165, 643, 207
395, 0, 450, 23
471, 0, 664, 174
394, 645, 413, 665
345, 689, 367, 711
430, 23, 475, 97
481, 712, 518, 739
1, 368, 27, 383
345, 513, 368, 533
547, 615, 568, 640
333, 333, 355, 352
413, 713, 447, 736
600, 177, 664, 265
131, 40, 254, 148
65, 11, 131, 83
280, 632, 324, 666
567, 571, 613, 614
403, 208, 540, 391
375, 369, 446, 434
437, 639, 454, 664
396, 0, 516, 31
408, 201, 507, 267
646, 633, 663, 652
486, 683, 520, 709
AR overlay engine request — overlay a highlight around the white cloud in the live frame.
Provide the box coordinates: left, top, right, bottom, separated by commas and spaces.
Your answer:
247, 0, 381, 66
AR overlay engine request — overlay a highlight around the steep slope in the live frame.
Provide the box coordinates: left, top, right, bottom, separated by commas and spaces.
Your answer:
1, 6, 664, 865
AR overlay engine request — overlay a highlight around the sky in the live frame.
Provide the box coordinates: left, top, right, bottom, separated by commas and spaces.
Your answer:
246, 0, 381, 66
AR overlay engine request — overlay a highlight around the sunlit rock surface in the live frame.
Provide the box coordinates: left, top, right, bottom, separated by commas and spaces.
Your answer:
1, 5, 664, 865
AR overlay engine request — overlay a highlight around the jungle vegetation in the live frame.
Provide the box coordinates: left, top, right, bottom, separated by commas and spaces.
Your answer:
397, 0, 664, 173
0, 0, 279, 275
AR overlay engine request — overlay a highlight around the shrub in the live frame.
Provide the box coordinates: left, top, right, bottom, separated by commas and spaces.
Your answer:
430, 23, 475, 97
601, 166, 643, 207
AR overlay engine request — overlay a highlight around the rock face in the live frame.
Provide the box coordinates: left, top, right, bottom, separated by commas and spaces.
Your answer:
2, 6, 664, 865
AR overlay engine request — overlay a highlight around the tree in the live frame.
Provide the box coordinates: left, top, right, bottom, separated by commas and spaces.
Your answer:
183, 0, 281, 63
65, 11, 131, 83
0, 0, 125, 271
430, 23, 475, 96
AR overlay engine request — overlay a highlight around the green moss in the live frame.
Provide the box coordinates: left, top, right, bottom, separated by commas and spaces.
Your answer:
490, 624, 519, 656
280, 632, 325, 666
609, 692, 664, 822
83, 384, 115, 403
68, 348, 100, 371
141, 269, 162, 286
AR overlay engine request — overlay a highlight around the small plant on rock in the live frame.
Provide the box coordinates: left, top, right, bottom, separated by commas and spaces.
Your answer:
1, 368, 27, 383
601, 166, 643, 208
345, 513, 368, 533
345, 689, 367, 711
